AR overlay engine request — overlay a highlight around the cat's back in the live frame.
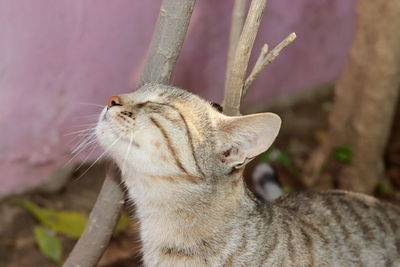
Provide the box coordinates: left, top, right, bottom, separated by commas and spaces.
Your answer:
270, 190, 400, 266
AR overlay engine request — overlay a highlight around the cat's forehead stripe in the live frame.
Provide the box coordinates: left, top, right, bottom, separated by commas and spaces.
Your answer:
149, 116, 189, 175
148, 101, 206, 179
133, 83, 194, 102
131, 84, 214, 115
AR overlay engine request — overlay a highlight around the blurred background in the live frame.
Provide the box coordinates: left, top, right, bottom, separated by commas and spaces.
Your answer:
1, 0, 399, 266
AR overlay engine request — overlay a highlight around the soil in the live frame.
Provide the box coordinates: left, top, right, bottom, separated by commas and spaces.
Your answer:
1, 89, 399, 266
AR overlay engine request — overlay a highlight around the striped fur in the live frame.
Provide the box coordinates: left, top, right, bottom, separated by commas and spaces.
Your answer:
96, 83, 400, 266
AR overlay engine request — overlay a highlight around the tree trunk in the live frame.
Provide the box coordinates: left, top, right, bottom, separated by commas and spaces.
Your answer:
303, 0, 400, 193
63, 1, 195, 266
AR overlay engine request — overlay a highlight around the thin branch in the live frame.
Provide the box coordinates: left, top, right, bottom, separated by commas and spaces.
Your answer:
253, 43, 269, 73
224, 0, 247, 91
63, 0, 195, 266
243, 32, 296, 98
63, 164, 123, 267
138, 0, 196, 86
223, 0, 268, 116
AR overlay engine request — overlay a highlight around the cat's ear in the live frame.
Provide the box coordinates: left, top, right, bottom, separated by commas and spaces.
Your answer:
217, 113, 281, 169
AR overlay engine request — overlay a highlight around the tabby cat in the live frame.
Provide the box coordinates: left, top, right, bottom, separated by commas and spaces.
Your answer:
96, 83, 400, 266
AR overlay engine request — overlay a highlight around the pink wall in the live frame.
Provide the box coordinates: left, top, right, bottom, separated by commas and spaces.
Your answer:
0, 0, 356, 198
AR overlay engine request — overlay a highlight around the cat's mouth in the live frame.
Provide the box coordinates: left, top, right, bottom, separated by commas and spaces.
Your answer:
101, 106, 114, 122
97, 111, 136, 144
101, 111, 108, 122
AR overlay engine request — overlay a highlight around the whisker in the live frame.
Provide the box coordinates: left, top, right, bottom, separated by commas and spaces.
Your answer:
65, 127, 97, 136
70, 122, 99, 127
64, 133, 98, 167
67, 133, 94, 148
73, 140, 96, 156
71, 137, 97, 156
74, 133, 97, 138
74, 135, 124, 181
70, 125, 97, 131
76, 114, 103, 119
74, 142, 100, 171
64, 141, 96, 167
121, 132, 133, 174
79, 102, 105, 108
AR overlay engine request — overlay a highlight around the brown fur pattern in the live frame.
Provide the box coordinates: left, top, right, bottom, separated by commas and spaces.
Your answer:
96, 83, 400, 266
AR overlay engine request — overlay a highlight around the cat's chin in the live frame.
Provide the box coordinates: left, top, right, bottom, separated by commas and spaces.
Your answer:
96, 120, 130, 148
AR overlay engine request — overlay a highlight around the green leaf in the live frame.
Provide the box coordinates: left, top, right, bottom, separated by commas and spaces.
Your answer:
332, 146, 353, 163
113, 213, 129, 236
34, 226, 63, 263
282, 186, 293, 194
261, 147, 291, 167
375, 182, 393, 197
260, 147, 299, 176
17, 200, 88, 239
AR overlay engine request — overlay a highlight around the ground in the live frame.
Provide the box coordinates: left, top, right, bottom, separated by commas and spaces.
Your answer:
1, 88, 399, 266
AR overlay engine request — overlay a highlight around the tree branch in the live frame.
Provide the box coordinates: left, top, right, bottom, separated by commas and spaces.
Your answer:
223, 0, 268, 116
243, 32, 296, 98
63, 164, 123, 267
224, 0, 247, 92
138, 0, 195, 86
63, 0, 195, 266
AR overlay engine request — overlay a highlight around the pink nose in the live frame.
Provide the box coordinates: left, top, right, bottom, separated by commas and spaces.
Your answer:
107, 95, 121, 107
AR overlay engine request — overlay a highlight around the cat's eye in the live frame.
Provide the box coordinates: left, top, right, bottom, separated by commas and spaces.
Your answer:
211, 102, 223, 113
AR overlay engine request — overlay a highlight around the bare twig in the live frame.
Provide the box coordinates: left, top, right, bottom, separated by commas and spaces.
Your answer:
63, 164, 123, 267
138, 0, 196, 86
243, 32, 296, 98
223, 0, 268, 116
63, 0, 195, 266
253, 43, 269, 73
224, 0, 247, 90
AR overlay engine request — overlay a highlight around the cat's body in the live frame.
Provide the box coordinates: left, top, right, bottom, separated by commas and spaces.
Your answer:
96, 84, 400, 266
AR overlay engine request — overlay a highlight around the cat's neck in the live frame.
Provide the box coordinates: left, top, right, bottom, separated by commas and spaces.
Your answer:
124, 171, 261, 260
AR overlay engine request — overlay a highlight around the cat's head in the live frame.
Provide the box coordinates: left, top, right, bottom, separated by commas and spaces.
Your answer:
96, 83, 281, 188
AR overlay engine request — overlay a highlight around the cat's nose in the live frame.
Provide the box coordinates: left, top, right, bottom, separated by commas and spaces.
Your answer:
107, 96, 122, 107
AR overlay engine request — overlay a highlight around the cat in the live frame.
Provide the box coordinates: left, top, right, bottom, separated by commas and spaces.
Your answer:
96, 83, 400, 267
252, 162, 283, 202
